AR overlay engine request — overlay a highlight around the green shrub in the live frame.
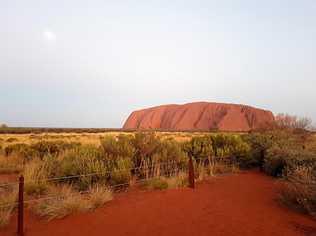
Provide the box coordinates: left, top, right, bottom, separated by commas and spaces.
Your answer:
30, 141, 81, 159
264, 147, 289, 177
132, 132, 162, 167
57, 146, 107, 190
264, 147, 316, 177
100, 135, 135, 158
140, 139, 187, 179
184, 135, 213, 161
242, 133, 275, 168
109, 158, 132, 186
211, 134, 250, 161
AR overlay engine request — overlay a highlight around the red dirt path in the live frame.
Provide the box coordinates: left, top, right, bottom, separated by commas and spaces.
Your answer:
2, 171, 316, 236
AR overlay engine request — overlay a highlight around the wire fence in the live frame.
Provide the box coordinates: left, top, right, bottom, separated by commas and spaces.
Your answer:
0, 156, 243, 236
0, 156, 237, 216
0, 159, 193, 208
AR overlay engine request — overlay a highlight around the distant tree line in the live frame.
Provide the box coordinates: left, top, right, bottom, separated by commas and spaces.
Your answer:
275, 113, 312, 130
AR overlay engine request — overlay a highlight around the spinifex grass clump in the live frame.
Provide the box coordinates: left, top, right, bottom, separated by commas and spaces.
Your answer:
88, 185, 113, 209
165, 172, 188, 189
143, 178, 168, 190
33, 184, 113, 220
143, 172, 188, 190
0, 187, 18, 228
23, 160, 50, 196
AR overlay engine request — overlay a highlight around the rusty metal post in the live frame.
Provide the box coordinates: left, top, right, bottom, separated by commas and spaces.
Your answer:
17, 175, 24, 236
188, 156, 195, 189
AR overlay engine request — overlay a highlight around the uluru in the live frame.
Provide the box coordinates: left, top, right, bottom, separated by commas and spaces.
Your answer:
123, 102, 274, 131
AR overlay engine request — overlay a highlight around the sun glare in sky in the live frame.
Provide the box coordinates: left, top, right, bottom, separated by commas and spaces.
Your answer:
43, 30, 56, 41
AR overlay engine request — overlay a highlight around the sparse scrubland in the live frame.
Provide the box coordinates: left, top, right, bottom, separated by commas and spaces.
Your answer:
0, 116, 315, 227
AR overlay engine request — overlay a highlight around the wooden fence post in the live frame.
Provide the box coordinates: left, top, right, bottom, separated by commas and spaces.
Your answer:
188, 156, 195, 189
17, 175, 24, 236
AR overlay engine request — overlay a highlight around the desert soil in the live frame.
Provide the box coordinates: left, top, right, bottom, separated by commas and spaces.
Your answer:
1, 171, 316, 236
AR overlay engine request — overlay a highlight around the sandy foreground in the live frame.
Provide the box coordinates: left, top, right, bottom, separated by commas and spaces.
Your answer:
1, 171, 316, 236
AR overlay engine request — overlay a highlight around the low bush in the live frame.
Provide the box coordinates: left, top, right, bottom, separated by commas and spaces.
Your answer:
100, 135, 135, 159
264, 147, 316, 177
30, 141, 81, 159
132, 132, 162, 167
56, 146, 107, 190
279, 166, 316, 216
4, 141, 81, 160
184, 134, 250, 167
184, 135, 213, 161
264, 147, 287, 177
109, 158, 132, 186
139, 139, 187, 179
211, 134, 250, 160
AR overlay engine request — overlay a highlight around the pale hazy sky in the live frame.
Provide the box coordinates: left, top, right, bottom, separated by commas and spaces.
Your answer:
1, 0, 315, 128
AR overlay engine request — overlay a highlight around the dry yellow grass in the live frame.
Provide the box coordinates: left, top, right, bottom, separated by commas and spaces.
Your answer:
0, 132, 134, 148
0, 132, 195, 148
0, 187, 18, 227
32, 184, 113, 220
0, 131, 248, 148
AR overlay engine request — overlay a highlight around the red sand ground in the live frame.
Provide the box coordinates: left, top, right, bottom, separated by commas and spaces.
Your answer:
2, 171, 316, 236
123, 102, 275, 131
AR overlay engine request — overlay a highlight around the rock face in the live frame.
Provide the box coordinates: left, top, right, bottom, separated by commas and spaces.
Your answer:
123, 102, 274, 131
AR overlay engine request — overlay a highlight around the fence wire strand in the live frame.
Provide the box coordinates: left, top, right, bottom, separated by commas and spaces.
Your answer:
0, 160, 191, 208
0, 157, 232, 208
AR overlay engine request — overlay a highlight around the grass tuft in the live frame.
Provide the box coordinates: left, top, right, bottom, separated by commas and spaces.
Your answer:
33, 184, 113, 220
23, 160, 49, 196
88, 185, 113, 209
0, 187, 18, 228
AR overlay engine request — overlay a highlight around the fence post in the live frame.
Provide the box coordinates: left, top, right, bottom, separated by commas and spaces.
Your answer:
17, 175, 24, 236
188, 156, 195, 189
